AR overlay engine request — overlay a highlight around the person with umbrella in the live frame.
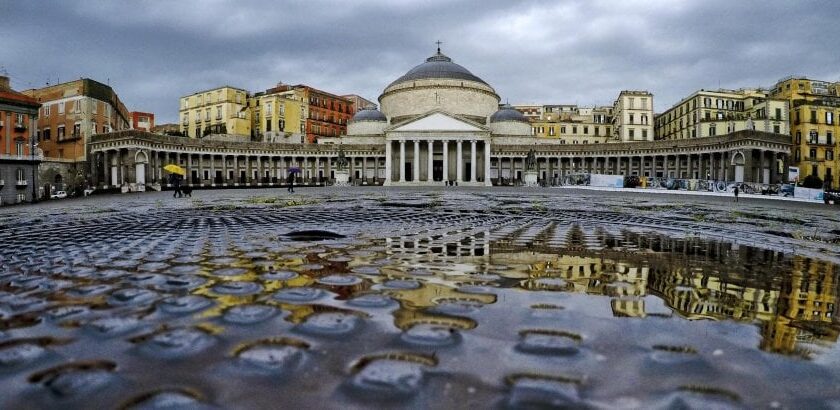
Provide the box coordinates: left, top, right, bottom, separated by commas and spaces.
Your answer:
288, 166, 300, 193
164, 164, 186, 198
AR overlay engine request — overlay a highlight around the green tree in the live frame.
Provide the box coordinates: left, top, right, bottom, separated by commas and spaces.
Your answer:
802, 174, 823, 189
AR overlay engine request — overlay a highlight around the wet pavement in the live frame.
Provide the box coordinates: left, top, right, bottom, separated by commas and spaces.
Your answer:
2, 187, 840, 408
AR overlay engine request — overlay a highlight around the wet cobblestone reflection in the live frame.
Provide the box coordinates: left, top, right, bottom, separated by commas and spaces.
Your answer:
2, 189, 840, 408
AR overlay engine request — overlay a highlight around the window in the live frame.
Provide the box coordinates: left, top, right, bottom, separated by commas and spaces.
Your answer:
642, 129, 648, 139
812, 164, 818, 175
641, 98, 647, 109
811, 110, 817, 123
92, 100, 97, 114
58, 125, 65, 139
91, 122, 96, 135
266, 119, 272, 132
776, 108, 782, 120
583, 126, 588, 134
829, 131, 834, 145
774, 125, 780, 134
182, 115, 188, 125
216, 106, 222, 120
827, 150, 834, 161
572, 126, 577, 134
73, 123, 81, 137
709, 125, 716, 136
236, 93, 241, 104
16, 141, 23, 155
561, 126, 566, 134
629, 129, 635, 139
16, 168, 24, 182
629, 114, 634, 124
44, 105, 50, 116
810, 148, 817, 159
205, 108, 210, 121
796, 131, 801, 144
828, 112, 834, 125
548, 127, 555, 136
43, 128, 51, 140
629, 98, 635, 109
810, 130, 818, 144
716, 111, 724, 120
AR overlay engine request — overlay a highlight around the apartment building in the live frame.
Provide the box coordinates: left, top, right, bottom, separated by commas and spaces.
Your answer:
179, 86, 250, 138
0, 75, 40, 204
524, 104, 614, 144
655, 88, 788, 140
23, 78, 130, 161
772, 77, 840, 188
612, 91, 654, 142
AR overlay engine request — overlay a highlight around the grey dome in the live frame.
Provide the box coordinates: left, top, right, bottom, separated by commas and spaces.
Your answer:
387, 51, 489, 88
352, 108, 387, 122
490, 105, 529, 123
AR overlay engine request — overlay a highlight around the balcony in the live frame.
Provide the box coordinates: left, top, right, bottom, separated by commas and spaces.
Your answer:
0, 120, 4, 127
14, 123, 26, 131
16, 180, 28, 188
0, 179, 4, 187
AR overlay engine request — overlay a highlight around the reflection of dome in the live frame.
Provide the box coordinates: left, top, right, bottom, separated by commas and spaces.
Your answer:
386, 51, 489, 88
351, 107, 387, 122
490, 105, 529, 123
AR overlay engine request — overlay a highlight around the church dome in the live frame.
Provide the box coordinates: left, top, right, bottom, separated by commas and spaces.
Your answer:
490, 105, 528, 123
352, 107, 387, 122
379, 47, 500, 125
386, 51, 489, 88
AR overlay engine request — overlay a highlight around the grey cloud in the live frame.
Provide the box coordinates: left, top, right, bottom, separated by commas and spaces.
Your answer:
1, 0, 838, 123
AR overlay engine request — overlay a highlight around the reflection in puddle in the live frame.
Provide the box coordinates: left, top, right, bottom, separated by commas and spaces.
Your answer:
1, 213, 839, 408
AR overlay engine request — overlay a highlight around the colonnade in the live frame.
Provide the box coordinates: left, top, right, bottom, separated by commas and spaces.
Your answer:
491, 149, 787, 185
384, 138, 491, 185
92, 149, 386, 188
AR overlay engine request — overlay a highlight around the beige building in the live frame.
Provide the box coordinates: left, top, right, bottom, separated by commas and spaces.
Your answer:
770, 77, 840, 188
655, 88, 788, 141
612, 91, 654, 142
250, 86, 306, 143
179, 86, 250, 138
521, 104, 614, 144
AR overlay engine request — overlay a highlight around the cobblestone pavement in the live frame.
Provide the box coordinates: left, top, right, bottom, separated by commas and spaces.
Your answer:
2, 187, 840, 408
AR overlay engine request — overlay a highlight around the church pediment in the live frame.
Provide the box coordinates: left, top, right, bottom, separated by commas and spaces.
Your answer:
388, 111, 487, 132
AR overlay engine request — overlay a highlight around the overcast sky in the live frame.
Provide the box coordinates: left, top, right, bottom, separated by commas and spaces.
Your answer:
2, 0, 838, 123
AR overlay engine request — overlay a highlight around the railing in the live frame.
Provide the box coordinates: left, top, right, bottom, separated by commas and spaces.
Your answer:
16, 180, 28, 187
0, 153, 44, 161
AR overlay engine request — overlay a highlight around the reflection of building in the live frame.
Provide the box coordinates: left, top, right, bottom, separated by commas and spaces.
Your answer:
761, 257, 839, 355
770, 77, 840, 188
0, 75, 41, 204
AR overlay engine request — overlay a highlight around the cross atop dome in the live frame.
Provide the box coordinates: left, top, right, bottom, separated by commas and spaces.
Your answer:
435, 40, 443, 54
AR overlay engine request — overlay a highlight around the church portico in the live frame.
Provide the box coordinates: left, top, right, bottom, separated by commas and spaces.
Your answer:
383, 135, 491, 186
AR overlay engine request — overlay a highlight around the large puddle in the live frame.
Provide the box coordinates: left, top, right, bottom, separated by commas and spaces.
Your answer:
1, 208, 839, 408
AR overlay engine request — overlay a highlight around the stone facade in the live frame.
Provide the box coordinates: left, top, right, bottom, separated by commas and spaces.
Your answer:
380, 78, 499, 125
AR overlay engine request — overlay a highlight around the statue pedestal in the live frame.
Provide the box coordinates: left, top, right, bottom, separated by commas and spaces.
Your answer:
334, 170, 350, 187
523, 171, 539, 187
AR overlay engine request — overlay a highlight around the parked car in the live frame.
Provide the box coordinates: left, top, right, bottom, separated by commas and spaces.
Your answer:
824, 190, 840, 204
50, 191, 67, 199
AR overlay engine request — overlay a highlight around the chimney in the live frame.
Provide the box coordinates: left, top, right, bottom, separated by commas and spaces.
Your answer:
0, 75, 9, 90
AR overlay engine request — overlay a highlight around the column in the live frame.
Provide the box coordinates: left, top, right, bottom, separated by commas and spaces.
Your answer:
246, 156, 252, 184
767, 151, 777, 184
104, 150, 111, 186
456, 140, 463, 182
362, 156, 368, 183
442, 141, 449, 182
413, 140, 420, 182
384, 141, 392, 185
399, 140, 406, 182
484, 141, 492, 186
427, 140, 434, 182
470, 140, 477, 183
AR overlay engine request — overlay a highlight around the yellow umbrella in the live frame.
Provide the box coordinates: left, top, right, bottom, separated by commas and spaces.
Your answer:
164, 164, 186, 175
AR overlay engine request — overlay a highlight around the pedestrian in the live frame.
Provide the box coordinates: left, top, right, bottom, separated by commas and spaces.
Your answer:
170, 173, 183, 198
287, 171, 295, 193
734, 185, 739, 202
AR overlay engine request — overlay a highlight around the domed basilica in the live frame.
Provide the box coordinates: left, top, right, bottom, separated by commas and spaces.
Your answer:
344, 46, 530, 186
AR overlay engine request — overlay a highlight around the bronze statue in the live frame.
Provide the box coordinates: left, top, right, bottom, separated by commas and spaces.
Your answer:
525, 148, 537, 171
336, 146, 349, 171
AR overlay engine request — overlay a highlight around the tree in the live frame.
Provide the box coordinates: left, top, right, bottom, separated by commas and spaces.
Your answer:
802, 174, 823, 189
